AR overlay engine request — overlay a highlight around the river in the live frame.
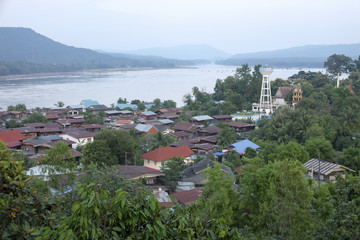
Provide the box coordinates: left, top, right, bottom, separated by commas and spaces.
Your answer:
0, 65, 325, 109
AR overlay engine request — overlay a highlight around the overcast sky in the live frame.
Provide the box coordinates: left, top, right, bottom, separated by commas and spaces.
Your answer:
0, 0, 359, 54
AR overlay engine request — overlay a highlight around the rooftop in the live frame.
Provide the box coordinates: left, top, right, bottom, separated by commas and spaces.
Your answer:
140, 146, 194, 162
173, 188, 202, 205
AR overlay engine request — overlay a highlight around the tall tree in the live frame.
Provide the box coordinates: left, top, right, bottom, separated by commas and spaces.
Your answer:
324, 54, 353, 87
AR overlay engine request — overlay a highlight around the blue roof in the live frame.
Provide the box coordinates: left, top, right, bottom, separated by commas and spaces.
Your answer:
145, 104, 154, 109
116, 104, 138, 111
213, 152, 226, 156
230, 139, 260, 154
81, 99, 99, 108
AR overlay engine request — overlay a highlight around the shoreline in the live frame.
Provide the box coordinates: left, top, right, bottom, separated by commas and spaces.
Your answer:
0, 66, 196, 81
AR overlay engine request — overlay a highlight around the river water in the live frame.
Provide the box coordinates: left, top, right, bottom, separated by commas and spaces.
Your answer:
0, 65, 325, 109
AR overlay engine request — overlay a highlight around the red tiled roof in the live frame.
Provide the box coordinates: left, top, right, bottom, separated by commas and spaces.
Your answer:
0, 130, 26, 143
140, 146, 194, 162
173, 188, 202, 205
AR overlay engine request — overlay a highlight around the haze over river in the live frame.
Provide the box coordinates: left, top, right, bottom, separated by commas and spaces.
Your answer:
0, 65, 325, 110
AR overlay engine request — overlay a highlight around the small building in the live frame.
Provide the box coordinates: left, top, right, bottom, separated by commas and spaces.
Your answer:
173, 188, 202, 205
59, 131, 94, 148
87, 104, 110, 113
189, 115, 214, 126
292, 85, 303, 105
135, 124, 158, 135
212, 115, 233, 123
172, 122, 199, 137
67, 105, 84, 115
81, 124, 103, 133
197, 126, 221, 137
137, 111, 157, 121
0, 130, 26, 149
116, 119, 134, 126
214, 139, 260, 159
226, 122, 255, 137
115, 165, 164, 185
141, 146, 195, 171
303, 158, 355, 183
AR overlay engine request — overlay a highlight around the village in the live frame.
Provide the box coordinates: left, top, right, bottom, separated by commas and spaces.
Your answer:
0, 66, 355, 207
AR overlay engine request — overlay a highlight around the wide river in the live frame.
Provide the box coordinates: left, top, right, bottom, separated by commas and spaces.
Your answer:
0, 65, 325, 109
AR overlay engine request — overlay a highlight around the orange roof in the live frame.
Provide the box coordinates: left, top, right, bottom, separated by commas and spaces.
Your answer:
0, 130, 26, 143
117, 119, 133, 125
140, 146, 194, 162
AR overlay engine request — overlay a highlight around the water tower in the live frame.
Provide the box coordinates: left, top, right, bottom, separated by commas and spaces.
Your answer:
259, 65, 273, 115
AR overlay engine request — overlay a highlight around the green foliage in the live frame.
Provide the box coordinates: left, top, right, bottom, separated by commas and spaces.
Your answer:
5, 119, 22, 128
339, 147, 360, 171
324, 54, 353, 77
22, 112, 48, 124
201, 163, 238, 225
160, 157, 186, 191
239, 160, 315, 239
7, 103, 27, 111
163, 99, 176, 108
216, 125, 240, 147
305, 136, 335, 161
82, 140, 117, 166
137, 102, 146, 111
268, 141, 310, 163
83, 111, 104, 124
54, 101, 64, 107
92, 129, 139, 165
117, 97, 128, 104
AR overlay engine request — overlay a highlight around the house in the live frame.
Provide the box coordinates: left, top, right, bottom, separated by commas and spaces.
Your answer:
81, 124, 103, 133
57, 118, 85, 128
214, 139, 260, 159
116, 119, 134, 126
173, 188, 202, 205
0, 130, 26, 149
197, 126, 221, 137
21, 137, 53, 155
115, 165, 164, 185
137, 111, 157, 121
172, 122, 199, 137
141, 146, 195, 171
87, 104, 110, 113
67, 105, 84, 115
212, 115, 233, 123
80, 99, 99, 108
59, 131, 94, 148
189, 115, 214, 126
135, 124, 158, 135
178, 159, 234, 191
226, 122, 255, 137
273, 86, 293, 106
170, 131, 191, 141
190, 143, 217, 156
303, 158, 355, 183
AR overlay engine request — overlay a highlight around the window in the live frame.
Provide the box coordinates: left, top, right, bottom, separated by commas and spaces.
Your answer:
147, 160, 150, 164
154, 162, 157, 166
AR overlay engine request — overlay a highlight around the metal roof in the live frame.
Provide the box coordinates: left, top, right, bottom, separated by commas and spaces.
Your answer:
81, 99, 99, 108
303, 158, 354, 175
135, 124, 153, 133
116, 104, 138, 110
139, 111, 156, 116
229, 139, 260, 154
191, 115, 213, 121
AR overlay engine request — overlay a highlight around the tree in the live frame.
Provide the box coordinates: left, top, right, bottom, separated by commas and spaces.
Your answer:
216, 125, 240, 147
82, 140, 118, 166
83, 111, 104, 124
136, 102, 146, 111
54, 101, 64, 107
268, 141, 310, 163
94, 129, 139, 165
324, 54, 353, 87
305, 136, 335, 161
160, 157, 186, 191
5, 119, 22, 128
239, 160, 315, 239
117, 97, 128, 104
7, 104, 26, 111
163, 99, 176, 108
22, 112, 48, 123
339, 147, 360, 171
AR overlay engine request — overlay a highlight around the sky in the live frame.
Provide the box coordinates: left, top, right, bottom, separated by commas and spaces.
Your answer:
0, 0, 359, 54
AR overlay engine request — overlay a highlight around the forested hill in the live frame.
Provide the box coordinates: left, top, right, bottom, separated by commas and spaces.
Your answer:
217, 43, 360, 68
0, 27, 199, 76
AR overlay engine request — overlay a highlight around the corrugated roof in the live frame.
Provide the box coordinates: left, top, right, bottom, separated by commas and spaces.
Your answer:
116, 104, 138, 110
191, 115, 213, 121
139, 111, 156, 116
230, 139, 260, 154
303, 158, 354, 175
81, 99, 99, 108
135, 124, 154, 133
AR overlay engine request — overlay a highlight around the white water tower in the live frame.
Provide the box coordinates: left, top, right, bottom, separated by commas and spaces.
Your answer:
259, 65, 273, 115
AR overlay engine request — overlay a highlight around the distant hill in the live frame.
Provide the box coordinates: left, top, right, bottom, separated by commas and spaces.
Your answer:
217, 44, 360, 68
124, 44, 231, 60
0, 27, 207, 76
